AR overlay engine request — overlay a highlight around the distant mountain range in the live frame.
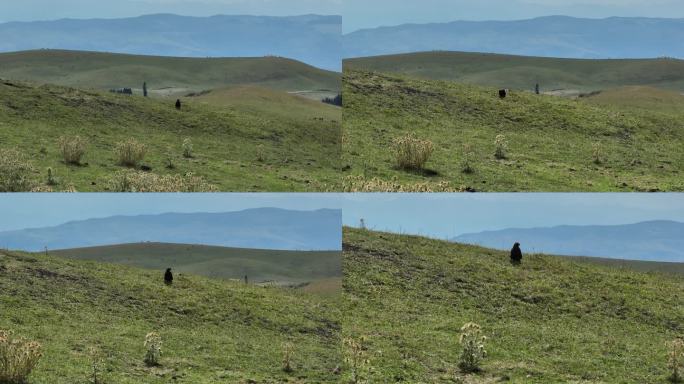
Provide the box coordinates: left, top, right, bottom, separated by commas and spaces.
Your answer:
343, 16, 684, 60
453, 220, 684, 262
0, 208, 342, 252
0, 14, 341, 71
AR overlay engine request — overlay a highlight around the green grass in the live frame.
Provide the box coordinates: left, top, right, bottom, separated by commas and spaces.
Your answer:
0, 79, 341, 191
49, 242, 341, 288
0, 249, 341, 383
344, 51, 684, 92
582, 86, 684, 114
342, 227, 684, 383
342, 70, 684, 191
0, 50, 340, 95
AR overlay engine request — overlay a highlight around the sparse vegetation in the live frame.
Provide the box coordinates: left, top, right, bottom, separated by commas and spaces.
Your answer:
494, 134, 508, 160
0, 330, 42, 384
458, 322, 487, 373
343, 336, 371, 384
256, 144, 265, 162
669, 338, 684, 383
115, 139, 147, 167
143, 332, 162, 367
281, 342, 295, 373
58, 135, 87, 165
46, 167, 57, 186
0, 148, 36, 192
88, 346, 105, 384
593, 141, 604, 164
106, 170, 217, 192
460, 143, 475, 174
392, 133, 434, 170
182, 138, 193, 158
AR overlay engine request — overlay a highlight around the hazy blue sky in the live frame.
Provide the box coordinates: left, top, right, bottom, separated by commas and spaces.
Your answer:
0, 193, 341, 232
1, 194, 683, 240
0, 0, 341, 23
340, 194, 684, 240
343, 0, 684, 32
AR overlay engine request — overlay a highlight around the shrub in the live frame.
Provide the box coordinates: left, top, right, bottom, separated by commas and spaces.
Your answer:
107, 170, 217, 192
0, 149, 36, 192
592, 142, 604, 165
143, 332, 162, 367
46, 167, 57, 186
182, 138, 193, 158
461, 143, 475, 174
58, 135, 87, 165
458, 322, 487, 373
343, 336, 371, 384
282, 342, 295, 373
0, 330, 42, 384
88, 346, 104, 384
115, 139, 146, 167
494, 134, 508, 159
392, 133, 434, 170
342, 175, 462, 193
256, 144, 266, 162
669, 338, 684, 383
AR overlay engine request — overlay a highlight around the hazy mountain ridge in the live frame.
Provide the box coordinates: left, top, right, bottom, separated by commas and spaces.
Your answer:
0, 208, 342, 252
0, 13, 342, 70
453, 220, 684, 262
344, 16, 684, 59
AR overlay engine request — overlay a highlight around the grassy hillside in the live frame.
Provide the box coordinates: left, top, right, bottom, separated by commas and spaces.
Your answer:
0, 249, 340, 383
582, 86, 684, 114
342, 70, 684, 191
344, 52, 684, 92
342, 227, 684, 383
0, 79, 341, 191
559, 255, 684, 276
0, 50, 341, 95
49, 242, 341, 287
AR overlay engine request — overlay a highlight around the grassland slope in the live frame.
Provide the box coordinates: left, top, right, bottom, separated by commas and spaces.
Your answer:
0, 249, 340, 383
0, 79, 341, 191
0, 50, 341, 95
49, 242, 341, 286
342, 70, 684, 191
343, 227, 684, 383
344, 52, 684, 92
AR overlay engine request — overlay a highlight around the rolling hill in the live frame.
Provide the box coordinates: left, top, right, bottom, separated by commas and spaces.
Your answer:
344, 51, 684, 92
343, 227, 684, 383
453, 220, 684, 262
342, 70, 684, 192
48, 243, 341, 287
343, 16, 684, 62
0, 249, 341, 383
0, 78, 341, 191
0, 209, 342, 252
0, 14, 342, 71
0, 50, 341, 95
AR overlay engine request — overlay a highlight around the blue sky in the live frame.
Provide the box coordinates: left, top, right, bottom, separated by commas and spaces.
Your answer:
343, 0, 684, 32
1, 194, 683, 240
0, 0, 341, 23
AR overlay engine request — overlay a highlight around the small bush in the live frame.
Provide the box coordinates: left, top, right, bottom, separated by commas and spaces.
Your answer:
0, 149, 36, 192
494, 134, 508, 159
256, 144, 266, 162
282, 342, 295, 373
461, 143, 475, 174
458, 322, 487, 373
592, 142, 604, 165
46, 167, 57, 186
182, 138, 193, 158
143, 332, 162, 367
58, 135, 87, 165
0, 330, 43, 384
107, 170, 217, 192
342, 175, 462, 192
392, 133, 434, 170
115, 139, 147, 167
669, 338, 684, 383
88, 347, 105, 384
343, 336, 371, 384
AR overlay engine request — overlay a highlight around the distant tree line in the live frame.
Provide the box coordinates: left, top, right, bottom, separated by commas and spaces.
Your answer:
322, 94, 342, 106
